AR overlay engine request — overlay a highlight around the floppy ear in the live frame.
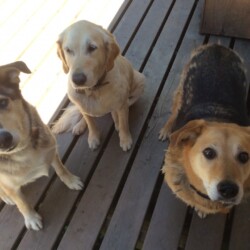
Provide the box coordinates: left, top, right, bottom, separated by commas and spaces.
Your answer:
0, 61, 31, 74
0, 61, 31, 84
105, 32, 120, 72
170, 120, 205, 147
56, 36, 69, 74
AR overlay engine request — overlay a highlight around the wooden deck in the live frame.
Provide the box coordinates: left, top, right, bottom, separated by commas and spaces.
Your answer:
1, 0, 250, 249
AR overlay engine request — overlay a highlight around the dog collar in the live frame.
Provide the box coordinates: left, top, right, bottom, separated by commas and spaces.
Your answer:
189, 184, 210, 200
91, 71, 108, 90
75, 72, 108, 94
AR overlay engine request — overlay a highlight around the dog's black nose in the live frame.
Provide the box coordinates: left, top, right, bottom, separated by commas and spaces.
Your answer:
72, 73, 87, 86
217, 181, 239, 199
0, 130, 13, 149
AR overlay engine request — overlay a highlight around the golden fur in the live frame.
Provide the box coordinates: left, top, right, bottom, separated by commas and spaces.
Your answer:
159, 44, 250, 217
53, 20, 145, 151
0, 62, 83, 230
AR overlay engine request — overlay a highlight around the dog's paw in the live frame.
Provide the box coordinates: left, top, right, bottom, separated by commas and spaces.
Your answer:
24, 211, 43, 231
72, 119, 87, 135
194, 207, 207, 219
158, 128, 170, 141
52, 121, 68, 134
88, 134, 101, 150
63, 174, 84, 190
120, 136, 133, 151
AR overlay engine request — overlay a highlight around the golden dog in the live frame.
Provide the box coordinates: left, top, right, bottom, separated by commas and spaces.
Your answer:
159, 44, 250, 217
52, 20, 145, 151
0, 61, 83, 230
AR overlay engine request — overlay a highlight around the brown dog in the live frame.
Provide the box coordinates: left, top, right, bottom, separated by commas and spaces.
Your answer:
0, 61, 83, 230
159, 44, 250, 217
52, 20, 145, 151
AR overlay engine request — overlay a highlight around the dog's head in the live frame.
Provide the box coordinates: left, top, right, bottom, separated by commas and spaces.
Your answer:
169, 119, 250, 206
56, 20, 120, 90
0, 61, 31, 153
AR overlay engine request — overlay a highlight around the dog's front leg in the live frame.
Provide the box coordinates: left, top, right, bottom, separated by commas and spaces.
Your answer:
0, 186, 15, 205
84, 115, 101, 150
117, 105, 132, 151
51, 154, 83, 190
1, 186, 42, 230
111, 111, 119, 131
159, 83, 183, 141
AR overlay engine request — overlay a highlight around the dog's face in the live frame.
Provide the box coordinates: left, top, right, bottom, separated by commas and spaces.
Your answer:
56, 20, 120, 90
0, 62, 31, 154
170, 119, 250, 205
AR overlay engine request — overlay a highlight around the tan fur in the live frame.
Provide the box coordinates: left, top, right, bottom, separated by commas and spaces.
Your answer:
160, 44, 250, 217
0, 62, 83, 230
52, 20, 145, 151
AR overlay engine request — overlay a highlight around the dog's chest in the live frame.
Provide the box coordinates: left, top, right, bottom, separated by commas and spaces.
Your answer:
0, 148, 53, 188
69, 85, 128, 116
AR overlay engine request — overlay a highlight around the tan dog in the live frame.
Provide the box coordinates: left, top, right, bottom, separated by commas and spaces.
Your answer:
159, 44, 250, 217
52, 20, 145, 151
0, 61, 83, 230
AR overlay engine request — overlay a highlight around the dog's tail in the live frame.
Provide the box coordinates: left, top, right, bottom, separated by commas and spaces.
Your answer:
52, 105, 86, 135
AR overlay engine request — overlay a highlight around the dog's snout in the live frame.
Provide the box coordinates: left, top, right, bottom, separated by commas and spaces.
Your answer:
72, 72, 87, 86
217, 181, 239, 199
0, 130, 13, 149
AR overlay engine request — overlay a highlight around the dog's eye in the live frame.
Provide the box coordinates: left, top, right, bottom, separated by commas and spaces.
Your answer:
88, 43, 97, 53
237, 152, 249, 164
0, 98, 9, 109
203, 147, 217, 160
65, 47, 74, 55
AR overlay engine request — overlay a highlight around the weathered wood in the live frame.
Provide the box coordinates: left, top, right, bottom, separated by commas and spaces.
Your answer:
100, 0, 197, 249
143, 185, 187, 250
227, 39, 250, 250
228, 203, 250, 250
142, 1, 206, 249
1, 0, 250, 249
185, 213, 227, 250
112, 0, 152, 52
201, 0, 250, 39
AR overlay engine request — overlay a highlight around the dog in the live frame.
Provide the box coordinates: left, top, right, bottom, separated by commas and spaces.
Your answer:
52, 20, 145, 151
159, 44, 250, 217
0, 61, 83, 230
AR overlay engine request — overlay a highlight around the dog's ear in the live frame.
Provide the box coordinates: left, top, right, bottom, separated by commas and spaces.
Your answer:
1, 61, 31, 74
0, 61, 31, 84
170, 120, 205, 147
105, 32, 120, 72
56, 36, 69, 74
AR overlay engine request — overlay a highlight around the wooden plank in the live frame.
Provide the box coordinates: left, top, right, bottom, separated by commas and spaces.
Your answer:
0, 0, 24, 26
100, 1, 198, 248
125, 0, 173, 69
58, 0, 196, 249
228, 203, 250, 250
185, 214, 227, 250
0, 0, 46, 50
112, 0, 152, 52
142, 1, 205, 249
0, 0, 66, 62
227, 39, 250, 250
201, 0, 250, 39
143, 185, 187, 250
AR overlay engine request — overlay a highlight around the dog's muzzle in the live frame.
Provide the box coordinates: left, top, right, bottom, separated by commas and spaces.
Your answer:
0, 129, 14, 151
